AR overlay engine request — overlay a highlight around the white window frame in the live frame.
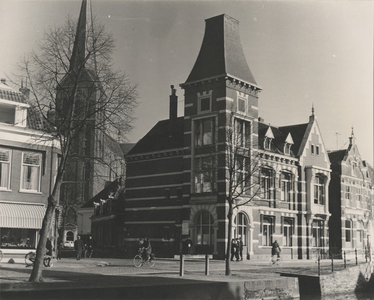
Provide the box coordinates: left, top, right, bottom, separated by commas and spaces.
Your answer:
280, 172, 292, 202
194, 118, 214, 147
20, 152, 42, 193
261, 168, 272, 199
262, 216, 274, 246
314, 175, 325, 205
0, 148, 11, 190
312, 220, 323, 247
283, 218, 293, 247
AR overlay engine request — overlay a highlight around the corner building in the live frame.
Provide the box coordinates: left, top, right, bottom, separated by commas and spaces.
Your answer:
125, 14, 331, 260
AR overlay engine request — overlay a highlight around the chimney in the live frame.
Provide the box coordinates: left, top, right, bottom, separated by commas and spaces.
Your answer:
19, 79, 30, 100
0, 78, 6, 84
258, 117, 264, 123
169, 85, 178, 121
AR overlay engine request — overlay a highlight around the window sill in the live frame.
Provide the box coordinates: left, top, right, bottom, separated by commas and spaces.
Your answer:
19, 190, 42, 195
0, 188, 12, 192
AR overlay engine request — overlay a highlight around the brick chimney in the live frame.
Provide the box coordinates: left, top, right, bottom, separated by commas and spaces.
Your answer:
169, 85, 178, 136
19, 79, 30, 100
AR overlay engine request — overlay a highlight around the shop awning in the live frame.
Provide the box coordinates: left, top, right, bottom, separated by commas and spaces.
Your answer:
0, 203, 46, 229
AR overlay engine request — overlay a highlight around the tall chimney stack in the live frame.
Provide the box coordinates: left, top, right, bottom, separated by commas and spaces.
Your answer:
169, 85, 178, 121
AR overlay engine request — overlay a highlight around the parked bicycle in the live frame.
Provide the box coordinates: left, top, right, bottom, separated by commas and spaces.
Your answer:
25, 251, 53, 267
133, 249, 155, 267
269, 254, 283, 266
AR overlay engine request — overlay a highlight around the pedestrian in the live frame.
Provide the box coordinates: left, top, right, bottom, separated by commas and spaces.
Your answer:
86, 236, 94, 258
271, 240, 281, 258
74, 235, 85, 260
230, 238, 239, 261
186, 236, 193, 254
46, 237, 52, 256
238, 236, 243, 261
57, 234, 63, 260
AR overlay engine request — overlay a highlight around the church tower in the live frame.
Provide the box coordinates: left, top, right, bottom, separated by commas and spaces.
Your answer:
180, 14, 261, 258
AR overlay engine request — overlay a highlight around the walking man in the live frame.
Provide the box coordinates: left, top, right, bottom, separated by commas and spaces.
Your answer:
238, 236, 244, 261
74, 235, 85, 260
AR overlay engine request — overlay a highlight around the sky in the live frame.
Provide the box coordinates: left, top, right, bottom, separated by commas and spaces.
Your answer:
0, 0, 373, 165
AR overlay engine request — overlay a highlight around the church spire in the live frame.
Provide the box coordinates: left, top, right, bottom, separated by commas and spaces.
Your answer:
69, 0, 87, 72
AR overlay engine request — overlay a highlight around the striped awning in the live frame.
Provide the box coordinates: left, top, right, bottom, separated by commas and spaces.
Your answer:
0, 203, 46, 229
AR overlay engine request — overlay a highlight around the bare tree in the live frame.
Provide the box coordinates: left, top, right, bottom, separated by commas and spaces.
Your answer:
201, 112, 265, 275
14, 11, 138, 282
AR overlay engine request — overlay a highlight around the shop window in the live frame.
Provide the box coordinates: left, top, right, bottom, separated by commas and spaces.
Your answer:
0, 228, 36, 249
195, 211, 214, 246
21, 152, 42, 192
314, 175, 325, 205
195, 118, 214, 146
0, 148, 11, 189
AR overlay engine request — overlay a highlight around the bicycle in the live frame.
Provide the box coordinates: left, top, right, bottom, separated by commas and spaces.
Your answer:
269, 255, 283, 266
25, 251, 53, 267
133, 250, 155, 267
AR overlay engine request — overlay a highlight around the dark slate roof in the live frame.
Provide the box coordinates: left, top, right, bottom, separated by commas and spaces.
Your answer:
278, 123, 309, 155
120, 143, 136, 156
81, 179, 119, 208
328, 150, 347, 165
127, 117, 184, 156
184, 14, 258, 86
258, 123, 295, 157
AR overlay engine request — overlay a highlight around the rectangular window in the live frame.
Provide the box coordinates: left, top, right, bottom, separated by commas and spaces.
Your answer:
280, 173, 292, 202
262, 216, 274, 246
316, 146, 320, 155
311, 144, 314, 154
345, 185, 351, 200
261, 168, 272, 199
200, 97, 210, 112
0, 149, 11, 189
195, 156, 214, 193
283, 218, 293, 247
345, 220, 351, 242
312, 220, 323, 247
314, 176, 324, 205
195, 118, 214, 147
21, 152, 42, 192
234, 119, 251, 148
238, 98, 246, 113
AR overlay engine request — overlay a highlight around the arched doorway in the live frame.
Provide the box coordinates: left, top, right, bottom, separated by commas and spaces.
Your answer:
234, 212, 250, 259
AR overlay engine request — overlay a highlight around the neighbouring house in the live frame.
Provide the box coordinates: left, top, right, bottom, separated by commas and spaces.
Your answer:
328, 131, 374, 258
0, 78, 60, 255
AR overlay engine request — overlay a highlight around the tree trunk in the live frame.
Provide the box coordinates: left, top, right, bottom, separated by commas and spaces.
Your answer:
225, 202, 233, 275
29, 199, 56, 282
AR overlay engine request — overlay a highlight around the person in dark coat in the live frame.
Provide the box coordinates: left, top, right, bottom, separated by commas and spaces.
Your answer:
86, 236, 94, 258
74, 235, 85, 260
271, 240, 281, 258
46, 238, 53, 256
230, 238, 239, 261
56, 235, 63, 260
238, 237, 244, 261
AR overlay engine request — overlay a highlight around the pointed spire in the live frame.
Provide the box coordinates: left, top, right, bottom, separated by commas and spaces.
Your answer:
349, 126, 356, 146
69, 0, 87, 72
309, 104, 315, 123
311, 103, 314, 116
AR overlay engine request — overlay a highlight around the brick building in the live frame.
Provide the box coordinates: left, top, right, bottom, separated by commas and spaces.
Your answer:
328, 131, 374, 258
0, 79, 59, 254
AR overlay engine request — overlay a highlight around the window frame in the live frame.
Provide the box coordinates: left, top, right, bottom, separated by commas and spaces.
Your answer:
283, 218, 293, 247
196, 211, 214, 246
0, 148, 11, 190
314, 175, 325, 205
194, 118, 214, 147
234, 213, 248, 246
261, 168, 272, 199
198, 95, 212, 114
237, 97, 247, 114
20, 151, 42, 193
280, 172, 292, 202
194, 156, 214, 193
262, 216, 274, 246
312, 220, 323, 247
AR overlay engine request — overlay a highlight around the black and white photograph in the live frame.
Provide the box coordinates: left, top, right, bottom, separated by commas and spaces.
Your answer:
0, 1, 373, 299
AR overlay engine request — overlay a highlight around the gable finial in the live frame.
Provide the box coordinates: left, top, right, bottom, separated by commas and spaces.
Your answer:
351, 126, 354, 137
312, 103, 314, 116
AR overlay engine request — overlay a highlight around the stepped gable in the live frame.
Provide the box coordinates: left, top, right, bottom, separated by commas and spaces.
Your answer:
184, 14, 258, 86
127, 117, 184, 156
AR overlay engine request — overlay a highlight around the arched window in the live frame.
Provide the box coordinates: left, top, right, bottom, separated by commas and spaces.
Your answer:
234, 213, 248, 246
196, 211, 214, 246
66, 231, 74, 241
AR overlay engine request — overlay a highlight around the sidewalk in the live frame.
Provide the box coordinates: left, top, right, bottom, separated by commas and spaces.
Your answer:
0, 256, 366, 299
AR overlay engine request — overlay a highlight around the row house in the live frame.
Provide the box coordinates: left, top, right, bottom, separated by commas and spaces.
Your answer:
0, 79, 59, 255
328, 132, 374, 258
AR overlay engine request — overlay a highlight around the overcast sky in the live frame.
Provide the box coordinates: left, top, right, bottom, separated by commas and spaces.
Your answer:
1, 0, 373, 165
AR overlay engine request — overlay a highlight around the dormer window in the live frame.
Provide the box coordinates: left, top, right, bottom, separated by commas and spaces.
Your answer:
0, 101, 28, 127
284, 143, 291, 155
264, 137, 272, 150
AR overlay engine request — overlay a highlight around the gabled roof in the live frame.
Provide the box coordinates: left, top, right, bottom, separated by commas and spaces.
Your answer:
328, 149, 347, 165
127, 117, 184, 156
278, 123, 309, 155
184, 14, 258, 87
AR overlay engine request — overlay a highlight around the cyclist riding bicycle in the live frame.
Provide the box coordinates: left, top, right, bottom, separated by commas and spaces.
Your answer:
271, 240, 281, 258
139, 237, 152, 261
